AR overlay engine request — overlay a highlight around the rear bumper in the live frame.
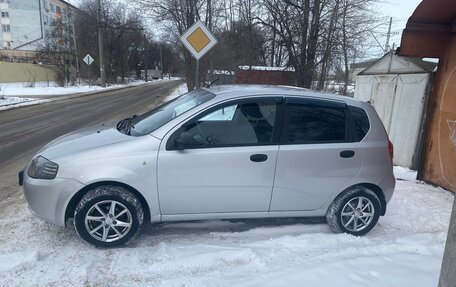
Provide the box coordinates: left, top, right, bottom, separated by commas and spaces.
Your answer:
377, 174, 396, 204
22, 173, 85, 226
376, 173, 396, 216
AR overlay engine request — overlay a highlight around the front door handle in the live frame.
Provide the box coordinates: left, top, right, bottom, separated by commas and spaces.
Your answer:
340, 150, 355, 158
250, 154, 268, 162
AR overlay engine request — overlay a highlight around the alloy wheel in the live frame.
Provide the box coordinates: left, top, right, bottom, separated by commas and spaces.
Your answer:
84, 200, 133, 243
340, 196, 375, 232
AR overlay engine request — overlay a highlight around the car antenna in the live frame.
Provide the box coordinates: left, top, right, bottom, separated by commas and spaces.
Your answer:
205, 78, 219, 88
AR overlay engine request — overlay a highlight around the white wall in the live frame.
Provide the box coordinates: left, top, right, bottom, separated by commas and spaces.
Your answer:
355, 74, 429, 168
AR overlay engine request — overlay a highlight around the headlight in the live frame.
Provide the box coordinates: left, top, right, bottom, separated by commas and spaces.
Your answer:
27, 156, 59, 180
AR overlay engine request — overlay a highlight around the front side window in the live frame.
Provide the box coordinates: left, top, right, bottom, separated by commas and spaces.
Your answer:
170, 99, 278, 149
286, 101, 347, 143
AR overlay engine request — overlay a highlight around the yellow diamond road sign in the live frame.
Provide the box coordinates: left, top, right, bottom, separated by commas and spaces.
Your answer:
180, 20, 217, 60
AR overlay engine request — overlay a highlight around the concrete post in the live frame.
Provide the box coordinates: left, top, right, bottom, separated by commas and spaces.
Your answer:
438, 195, 456, 287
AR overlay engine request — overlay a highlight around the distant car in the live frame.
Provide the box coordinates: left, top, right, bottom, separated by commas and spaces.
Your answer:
20, 85, 395, 247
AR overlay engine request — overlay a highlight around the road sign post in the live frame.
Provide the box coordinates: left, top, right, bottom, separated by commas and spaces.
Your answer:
83, 54, 95, 88
180, 20, 218, 89
195, 59, 200, 89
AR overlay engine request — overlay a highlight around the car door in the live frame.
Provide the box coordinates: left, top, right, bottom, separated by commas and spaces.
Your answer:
157, 97, 282, 215
270, 97, 363, 212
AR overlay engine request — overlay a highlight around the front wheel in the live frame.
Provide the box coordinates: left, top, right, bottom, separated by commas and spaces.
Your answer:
326, 186, 381, 236
74, 185, 144, 248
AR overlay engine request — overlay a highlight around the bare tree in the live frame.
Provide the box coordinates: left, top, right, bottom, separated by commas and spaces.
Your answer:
257, 0, 326, 88
128, 0, 382, 91
336, 0, 384, 95
73, 0, 183, 84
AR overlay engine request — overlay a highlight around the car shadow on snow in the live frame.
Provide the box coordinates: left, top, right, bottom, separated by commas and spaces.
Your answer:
36, 217, 330, 249
139, 217, 329, 241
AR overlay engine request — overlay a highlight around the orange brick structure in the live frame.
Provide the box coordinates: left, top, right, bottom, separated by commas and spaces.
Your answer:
234, 66, 296, 86
399, 0, 456, 192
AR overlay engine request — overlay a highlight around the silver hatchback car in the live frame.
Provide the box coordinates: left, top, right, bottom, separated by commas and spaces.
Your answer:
20, 85, 395, 247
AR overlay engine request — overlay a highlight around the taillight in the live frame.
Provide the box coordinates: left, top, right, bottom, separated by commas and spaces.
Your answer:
388, 140, 394, 161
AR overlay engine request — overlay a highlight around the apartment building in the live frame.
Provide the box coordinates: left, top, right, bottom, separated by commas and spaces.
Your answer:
0, 0, 77, 51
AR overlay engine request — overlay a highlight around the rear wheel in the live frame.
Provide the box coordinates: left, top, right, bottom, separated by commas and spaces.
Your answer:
326, 186, 381, 236
74, 185, 144, 248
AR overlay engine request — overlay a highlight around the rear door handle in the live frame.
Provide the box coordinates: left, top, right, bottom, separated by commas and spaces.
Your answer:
340, 150, 355, 158
250, 154, 268, 162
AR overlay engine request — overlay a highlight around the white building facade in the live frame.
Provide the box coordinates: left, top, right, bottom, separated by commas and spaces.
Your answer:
0, 0, 76, 51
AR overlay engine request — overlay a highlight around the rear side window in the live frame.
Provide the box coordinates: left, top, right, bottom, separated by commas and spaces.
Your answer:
348, 106, 370, 141
287, 102, 347, 143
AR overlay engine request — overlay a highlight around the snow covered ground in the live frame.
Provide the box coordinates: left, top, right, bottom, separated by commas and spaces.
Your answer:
0, 79, 178, 110
0, 167, 453, 287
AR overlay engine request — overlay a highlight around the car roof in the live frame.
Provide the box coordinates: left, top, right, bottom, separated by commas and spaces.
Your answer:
202, 84, 363, 106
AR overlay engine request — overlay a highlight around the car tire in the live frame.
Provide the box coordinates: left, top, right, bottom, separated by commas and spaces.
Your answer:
74, 185, 144, 248
326, 186, 381, 236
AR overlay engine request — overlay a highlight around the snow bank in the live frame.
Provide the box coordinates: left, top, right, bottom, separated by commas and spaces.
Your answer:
0, 96, 49, 111
394, 166, 418, 182
0, 168, 453, 286
0, 80, 146, 97
0, 78, 179, 110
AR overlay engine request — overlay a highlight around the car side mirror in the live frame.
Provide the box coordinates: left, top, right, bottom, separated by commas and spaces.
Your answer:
174, 131, 194, 150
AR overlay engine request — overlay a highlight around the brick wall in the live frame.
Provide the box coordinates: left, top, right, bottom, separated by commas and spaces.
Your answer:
234, 69, 296, 86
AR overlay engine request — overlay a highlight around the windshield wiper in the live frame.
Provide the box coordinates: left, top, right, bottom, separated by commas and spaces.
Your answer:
206, 78, 219, 88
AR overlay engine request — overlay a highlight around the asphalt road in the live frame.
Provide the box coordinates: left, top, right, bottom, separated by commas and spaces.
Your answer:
0, 80, 182, 209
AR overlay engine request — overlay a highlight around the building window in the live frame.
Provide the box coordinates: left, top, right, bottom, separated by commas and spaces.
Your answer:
44, 15, 48, 25
50, 3, 55, 12
2, 24, 11, 33
1, 11, 9, 18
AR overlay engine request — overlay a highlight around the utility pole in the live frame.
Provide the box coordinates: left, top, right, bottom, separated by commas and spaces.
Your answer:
97, 0, 106, 87
160, 44, 163, 79
72, 21, 80, 85
144, 33, 148, 82
385, 17, 392, 52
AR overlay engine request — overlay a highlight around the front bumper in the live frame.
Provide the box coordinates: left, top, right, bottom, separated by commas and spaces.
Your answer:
22, 173, 85, 226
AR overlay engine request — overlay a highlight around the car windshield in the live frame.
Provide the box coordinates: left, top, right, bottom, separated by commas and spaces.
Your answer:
128, 89, 215, 136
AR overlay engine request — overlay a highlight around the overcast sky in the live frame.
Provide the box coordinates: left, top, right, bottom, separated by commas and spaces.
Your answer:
372, 0, 422, 55
66, 0, 423, 58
